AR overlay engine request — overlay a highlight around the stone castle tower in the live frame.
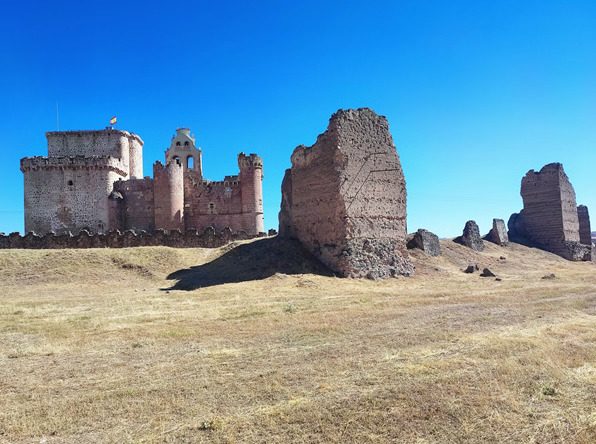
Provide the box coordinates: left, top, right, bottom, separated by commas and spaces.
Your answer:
21, 129, 143, 235
21, 127, 265, 236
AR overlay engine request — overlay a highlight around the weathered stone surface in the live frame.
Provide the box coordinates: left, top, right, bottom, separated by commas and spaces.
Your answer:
485, 218, 509, 246
456, 220, 485, 251
278, 108, 414, 278
507, 211, 527, 244
516, 163, 585, 260
577, 205, 592, 245
407, 229, 441, 256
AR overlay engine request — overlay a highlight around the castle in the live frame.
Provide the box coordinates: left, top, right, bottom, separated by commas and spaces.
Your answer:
20, 128, 264, 236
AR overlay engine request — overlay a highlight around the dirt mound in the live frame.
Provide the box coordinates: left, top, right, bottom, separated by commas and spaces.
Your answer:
165, 236, 334, 290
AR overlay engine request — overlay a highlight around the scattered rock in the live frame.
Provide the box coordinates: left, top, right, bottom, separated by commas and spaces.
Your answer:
541, 274, 556, 280
485, 218, 509, 246
495, 278, 502, 281
407, 229, 441, 256
455, 220, 485, 251
464, 264, 479, 273
499, 256, 506, 260
480, 268, 495, 277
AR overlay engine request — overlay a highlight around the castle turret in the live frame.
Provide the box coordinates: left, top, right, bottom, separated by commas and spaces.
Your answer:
165, 127, 203, 178
238, 153, 264, 234
153, 161, 184, 232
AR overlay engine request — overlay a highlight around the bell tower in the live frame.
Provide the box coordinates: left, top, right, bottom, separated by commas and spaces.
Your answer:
165, 127, 203, 178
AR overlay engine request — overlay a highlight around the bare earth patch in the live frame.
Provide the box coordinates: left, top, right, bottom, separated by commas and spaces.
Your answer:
0, 239, 594, 443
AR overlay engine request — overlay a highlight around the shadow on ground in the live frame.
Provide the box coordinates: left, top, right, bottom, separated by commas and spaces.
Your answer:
164, 237, 334, 290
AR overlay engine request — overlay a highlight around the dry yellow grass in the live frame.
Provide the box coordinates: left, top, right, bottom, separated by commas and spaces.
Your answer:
0, 239, 594, 443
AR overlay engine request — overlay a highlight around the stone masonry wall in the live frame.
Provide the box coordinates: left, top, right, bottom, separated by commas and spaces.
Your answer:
0, 228, 262, 250
520, 163, 582, 259
239, 153, 265, 234
279, 108, 414, 278
113, 178, 155, 232
577, 205, 592, 245
46, 130, 143, 179
183, 171, 246, 233
153, 162, 184, 232
22, 160, 124, 235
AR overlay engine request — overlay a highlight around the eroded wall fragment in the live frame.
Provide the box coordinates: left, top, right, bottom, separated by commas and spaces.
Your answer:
278, 108, 414, 278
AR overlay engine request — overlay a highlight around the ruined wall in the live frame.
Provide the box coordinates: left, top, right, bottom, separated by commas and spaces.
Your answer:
112, 178, 155, 232
279, 108, 413, 279
21, 157, 126, 235
238, 153, 265, 234
577, 205, 592, 245
520, 163, 581, 259
153, 161, 184, 232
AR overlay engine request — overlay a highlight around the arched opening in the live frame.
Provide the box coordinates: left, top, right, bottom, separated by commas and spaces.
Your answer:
187, 156, 194, 169
176, 141, 181, 146
173, 156, 180, 165
184, 141, 190, 146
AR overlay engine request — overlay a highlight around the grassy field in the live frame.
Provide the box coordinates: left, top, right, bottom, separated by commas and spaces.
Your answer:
0, 238, 594, 443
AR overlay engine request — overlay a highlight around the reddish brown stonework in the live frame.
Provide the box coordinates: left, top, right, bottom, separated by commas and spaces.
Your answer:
511, 163, 590, 261
577, 205, 592, 245
278, 108, 414, 279
21, 127, 265, 237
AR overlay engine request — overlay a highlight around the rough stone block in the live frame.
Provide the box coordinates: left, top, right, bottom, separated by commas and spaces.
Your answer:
485, 218, 509, 246
407, 229, 441, 256
457, 220, 485, 251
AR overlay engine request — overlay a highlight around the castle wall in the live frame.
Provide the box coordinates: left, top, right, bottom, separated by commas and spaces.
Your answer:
279, 108, 413, 278
22, 158, 123, 235
520, 163, 580, 258
153, 162, 184, 232
113, 178, 155, 232
183, 172, 246, 233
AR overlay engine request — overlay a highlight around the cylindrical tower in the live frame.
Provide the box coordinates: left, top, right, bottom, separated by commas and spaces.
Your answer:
238, 153, 264, 234
153, 161, 184, 232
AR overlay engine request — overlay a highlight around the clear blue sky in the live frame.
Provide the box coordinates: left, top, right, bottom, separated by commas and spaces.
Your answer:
1, 0, 594, 237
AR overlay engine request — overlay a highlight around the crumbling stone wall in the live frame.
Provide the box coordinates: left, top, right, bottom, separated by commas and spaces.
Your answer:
279, 108, 414, 278
577, 205, 592, 245
509, 163, 590, 261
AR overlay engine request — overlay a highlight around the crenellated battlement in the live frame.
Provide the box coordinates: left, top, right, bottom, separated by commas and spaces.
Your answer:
238, 153, 263, 169
20, 155, 128, 176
